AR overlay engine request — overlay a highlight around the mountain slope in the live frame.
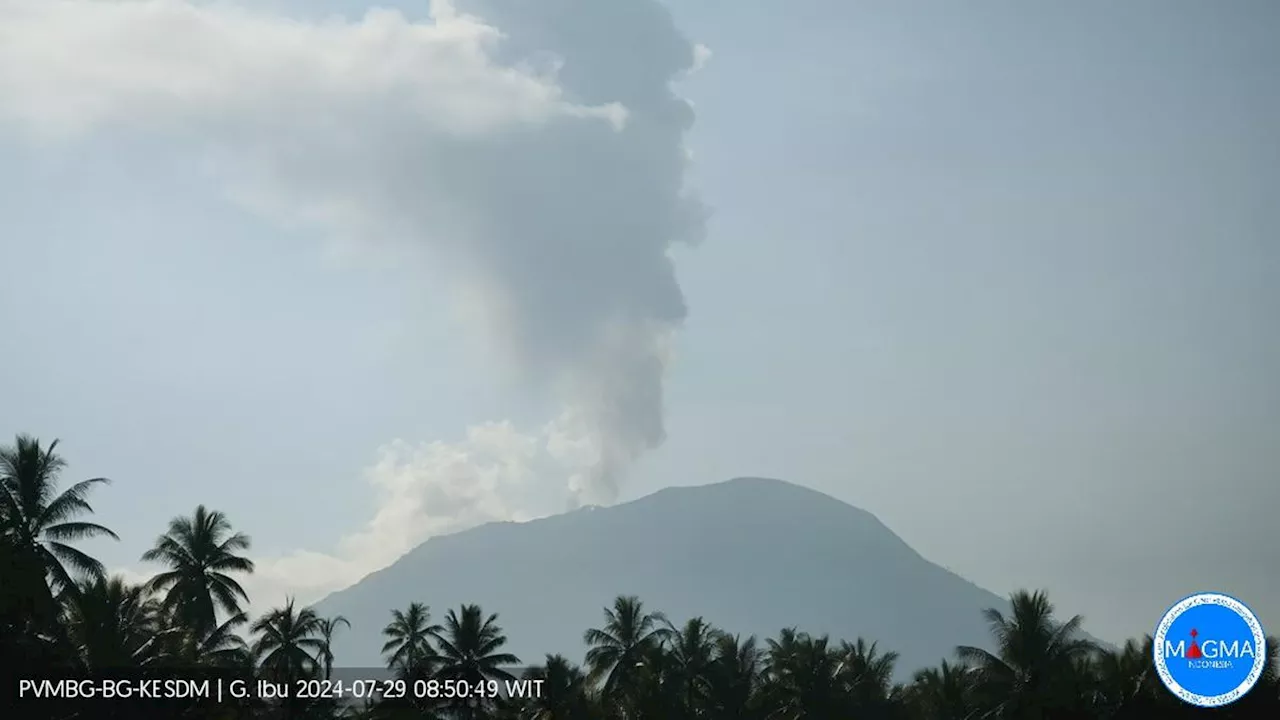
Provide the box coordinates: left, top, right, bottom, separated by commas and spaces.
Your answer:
314, 477, 1011, 676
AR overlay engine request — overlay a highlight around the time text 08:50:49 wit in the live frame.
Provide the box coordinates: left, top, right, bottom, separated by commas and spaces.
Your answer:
275, 677, 544, 700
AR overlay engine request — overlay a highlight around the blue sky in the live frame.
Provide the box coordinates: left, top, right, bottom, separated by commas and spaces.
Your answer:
1, 0, 1277, 644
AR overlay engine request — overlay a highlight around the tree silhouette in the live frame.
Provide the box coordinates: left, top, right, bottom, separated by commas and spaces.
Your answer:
431, 604, 520, 720
664, 616, 719, 717
706, 633, 762, 719
318, 614, 351, 680
252, 597, 324, 683
141, 504, 254, 638
382, 601, 441, 677
63, 575, 164, 670
584, 594, 673, 713
521, 654, 591, 720
837, 637, 901, 718
762, 630, 848, 718
1, 435, 117, 669
908, 659, 977, 720
0, 435, 117, 593
3, 432, 1279, 720
187, 609, 252, 668
956, 589, 1099, 719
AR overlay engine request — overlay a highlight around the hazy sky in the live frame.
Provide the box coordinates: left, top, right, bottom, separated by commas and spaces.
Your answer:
1, 0, 1276, 645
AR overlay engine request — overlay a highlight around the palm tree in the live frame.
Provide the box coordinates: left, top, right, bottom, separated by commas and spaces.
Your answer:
633, 641, 683, 719
909, 660, 977, 720
835, 637, 900, 717
432, 602, 522, 676
1091, 637, 1157, 717
762, 628, 805, 669
956, 590, 1098, 720
432, 604, 521, 680
583, 595, 673, 707
382, 602, 441, 676
251, 597, 325, 683
762, 631, 847, 719
19, 429, 1280, 720
0, 435, 117, 594
0, 512, 69, 666
63, 575, 165, 670
521, 654, 591, 720
141, 505, 254, 638
665, 616, 720, 717
706, 633, 761, 719
432, 604, 521, 719
318, 615, 351, 680
186, 610, 252, 668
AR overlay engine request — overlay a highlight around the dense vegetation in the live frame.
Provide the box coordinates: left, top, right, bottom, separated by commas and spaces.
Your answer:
2, 434, 1276, 719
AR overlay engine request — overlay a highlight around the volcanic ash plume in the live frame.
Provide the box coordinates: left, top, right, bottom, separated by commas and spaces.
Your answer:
0, 0, 708, 506
442, 0, 708, 505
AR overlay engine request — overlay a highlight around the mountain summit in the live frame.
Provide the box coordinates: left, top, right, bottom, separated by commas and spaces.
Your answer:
315, 477, 1009, 675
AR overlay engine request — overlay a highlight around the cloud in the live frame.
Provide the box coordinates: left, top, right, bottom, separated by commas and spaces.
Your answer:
187, 418, 595, 612
0, 0, 623, 139
0, 0, 704, 512
339, 422, 545, 566
3, 0, 705, 603
690, 43, 713, 75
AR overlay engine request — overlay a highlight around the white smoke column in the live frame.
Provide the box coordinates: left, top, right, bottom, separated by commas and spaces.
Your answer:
0, 0, 708, 507
438, 0, 709, 505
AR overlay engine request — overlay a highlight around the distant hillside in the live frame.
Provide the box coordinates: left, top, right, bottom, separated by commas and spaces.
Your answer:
315, 477, 1013, 676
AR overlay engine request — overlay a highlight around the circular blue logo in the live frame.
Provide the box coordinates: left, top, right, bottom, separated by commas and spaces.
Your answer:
1153, 592, 1266, 707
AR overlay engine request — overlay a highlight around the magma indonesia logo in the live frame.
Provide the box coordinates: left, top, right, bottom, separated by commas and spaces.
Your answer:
1154, 592, 1267, 708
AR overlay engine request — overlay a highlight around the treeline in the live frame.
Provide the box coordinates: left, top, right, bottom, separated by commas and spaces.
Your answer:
2, 434, 1277, 719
